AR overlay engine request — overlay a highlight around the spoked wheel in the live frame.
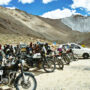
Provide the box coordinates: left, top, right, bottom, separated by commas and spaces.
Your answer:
57, 60, 64, 70
63, 56, 70, 65
15, 73, 37, 90
71, 56, 76, 61
69, 53, 76, 61
43, 60, 56, 73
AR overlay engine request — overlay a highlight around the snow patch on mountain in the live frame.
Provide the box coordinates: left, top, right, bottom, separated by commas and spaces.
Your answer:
61, 15, 90, 32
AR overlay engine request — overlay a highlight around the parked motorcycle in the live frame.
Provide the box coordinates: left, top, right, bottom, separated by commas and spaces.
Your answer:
53, 55, 64, 70
25, 53, 56, 73
0, 55, 37, 90
60, 53, 70, 65
66, 50, 77, 62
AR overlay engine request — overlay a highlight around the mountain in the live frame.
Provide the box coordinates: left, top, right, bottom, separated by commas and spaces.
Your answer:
0, 6, 90, 46
61, 15, 90, 32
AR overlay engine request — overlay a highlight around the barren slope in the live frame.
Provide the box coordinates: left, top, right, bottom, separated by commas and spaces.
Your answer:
0, 6, 90, 45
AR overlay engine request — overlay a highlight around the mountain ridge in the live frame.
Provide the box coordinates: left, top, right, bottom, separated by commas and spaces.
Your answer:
0, 6, 90, 46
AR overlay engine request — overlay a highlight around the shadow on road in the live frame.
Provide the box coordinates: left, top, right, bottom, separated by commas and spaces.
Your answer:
83, 67, 90, 71
29, 69, 46, 76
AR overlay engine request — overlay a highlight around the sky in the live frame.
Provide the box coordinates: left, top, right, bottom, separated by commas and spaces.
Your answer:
0, 0, 90, 19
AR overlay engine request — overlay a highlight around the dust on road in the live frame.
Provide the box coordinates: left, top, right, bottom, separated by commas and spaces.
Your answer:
1, 59, 90, 90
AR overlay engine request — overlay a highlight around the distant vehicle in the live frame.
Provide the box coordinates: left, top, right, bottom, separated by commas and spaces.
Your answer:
19, 43, 27, 52
59, 43, 90, 59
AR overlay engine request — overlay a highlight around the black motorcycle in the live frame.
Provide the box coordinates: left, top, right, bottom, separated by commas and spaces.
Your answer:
0, 55, 37, 90
25, 53, 56, 73
53, 55, 64, 70
61, 53, 70, 65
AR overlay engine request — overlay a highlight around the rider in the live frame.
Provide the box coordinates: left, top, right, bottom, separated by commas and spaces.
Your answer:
45, 43, 52, 55
0, 44, 5, 66
4, 45, 11, 59
0, 44, 2, 65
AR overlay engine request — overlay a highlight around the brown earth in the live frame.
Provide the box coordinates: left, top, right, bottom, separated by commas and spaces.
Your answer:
0, 6, 90, 46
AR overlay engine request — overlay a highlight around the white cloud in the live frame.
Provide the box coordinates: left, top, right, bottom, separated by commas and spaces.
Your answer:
71, 0, 90, 11
6, 6, 16, 9
0, 0, 11, 5
18, 0, 34, 4
42, 0, 56, 4
41, 8, 79, 19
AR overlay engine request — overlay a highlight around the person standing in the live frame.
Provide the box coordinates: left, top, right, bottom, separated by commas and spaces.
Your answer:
0, 44, 5, 66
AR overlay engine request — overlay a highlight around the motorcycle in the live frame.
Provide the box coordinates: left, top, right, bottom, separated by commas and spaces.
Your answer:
53, 55, 64, 70
47, 51, 64, 70
66, 49, 77, 62
60, 52, 70, 65
25, 53, 56, 73
0, 55, 37, 90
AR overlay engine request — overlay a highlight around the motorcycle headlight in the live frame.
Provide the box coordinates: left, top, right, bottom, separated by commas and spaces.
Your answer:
58, 57, 62, 59
22, 60, 25, 65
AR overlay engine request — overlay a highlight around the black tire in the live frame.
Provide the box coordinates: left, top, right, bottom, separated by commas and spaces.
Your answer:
68, 53, 76, 61
43, 60, 56, 73
71, 56, 77, 61
58, 60, 64, 70
83, 53, 89, 59
15, 72, 37, 90
64, 56, 70, 65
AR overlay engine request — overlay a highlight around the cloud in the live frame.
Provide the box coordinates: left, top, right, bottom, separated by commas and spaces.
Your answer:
0, 0, 11, 5
18, 0, 34, 4
6, 6, 17, 9
41, 8, 79, 19
71, 0, 90, 11
42, 0, 56, 4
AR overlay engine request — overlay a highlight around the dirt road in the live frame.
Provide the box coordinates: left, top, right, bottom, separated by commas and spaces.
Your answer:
35, 59, 90, 90
1, 59, 90, 90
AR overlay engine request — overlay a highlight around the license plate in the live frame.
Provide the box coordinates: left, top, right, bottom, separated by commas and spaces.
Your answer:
0, 70, 3, 75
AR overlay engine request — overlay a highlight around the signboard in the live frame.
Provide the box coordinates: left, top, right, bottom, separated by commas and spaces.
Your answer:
53, 42, 56, 45
81, 45, 85, 47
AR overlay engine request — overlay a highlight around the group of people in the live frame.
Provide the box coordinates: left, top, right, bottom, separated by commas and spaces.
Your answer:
0, 42, 72, 64
0, 42, 52, 62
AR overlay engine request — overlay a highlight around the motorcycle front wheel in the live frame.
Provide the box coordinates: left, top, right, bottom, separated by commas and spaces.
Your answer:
57, 60, 64, 70
63, 56, 70, 65
15, 72, 37, 90
43, 60, 56, 73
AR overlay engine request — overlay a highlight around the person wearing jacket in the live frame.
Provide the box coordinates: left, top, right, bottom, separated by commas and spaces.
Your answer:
0, 44, 5, 66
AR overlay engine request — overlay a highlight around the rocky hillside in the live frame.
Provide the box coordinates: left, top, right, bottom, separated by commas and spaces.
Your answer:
0, 6, 90, 46
61, 15, 90, 32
